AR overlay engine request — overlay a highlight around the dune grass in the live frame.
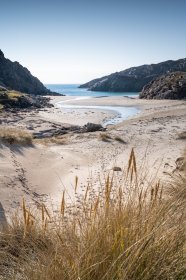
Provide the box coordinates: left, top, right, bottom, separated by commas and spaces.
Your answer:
0, 127, 33, 145
0, 149, 185, 280
114, 136, 126, 144
99, 132, 112, 142
99, 133, 126, 144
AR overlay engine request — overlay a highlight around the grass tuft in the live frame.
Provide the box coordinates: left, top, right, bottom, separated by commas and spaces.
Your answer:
0, 127, 33, 145
0, 149, 185, 280
99, 133, 112, 142
114, 136, 126, 144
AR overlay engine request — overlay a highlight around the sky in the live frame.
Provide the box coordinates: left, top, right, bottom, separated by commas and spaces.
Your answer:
0, 0, 186, 84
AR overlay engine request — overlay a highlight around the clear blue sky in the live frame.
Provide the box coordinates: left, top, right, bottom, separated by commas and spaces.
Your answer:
1, 0, 186, 83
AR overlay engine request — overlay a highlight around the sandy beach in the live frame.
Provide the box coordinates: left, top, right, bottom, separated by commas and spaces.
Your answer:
0, 96, 186, 216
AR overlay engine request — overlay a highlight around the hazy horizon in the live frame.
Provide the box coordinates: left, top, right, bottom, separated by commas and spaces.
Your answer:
1, 0, 186, 84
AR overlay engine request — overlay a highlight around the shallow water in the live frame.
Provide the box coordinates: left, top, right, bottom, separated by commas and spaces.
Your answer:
56, 98, 139, 126
46, 84, 139, 125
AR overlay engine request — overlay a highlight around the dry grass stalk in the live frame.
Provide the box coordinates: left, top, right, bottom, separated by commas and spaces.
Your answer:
75, 176, 78, 193
99, 133, 112, 142
114, 136, 126, 144
127, 148, 137, 183
0, 149, 185, 280
61, 191, 65, 217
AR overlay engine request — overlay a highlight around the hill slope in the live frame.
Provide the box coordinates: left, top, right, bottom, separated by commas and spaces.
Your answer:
0, 50, 57, 95
139, 72, 186, 100
79, 58, 186, 92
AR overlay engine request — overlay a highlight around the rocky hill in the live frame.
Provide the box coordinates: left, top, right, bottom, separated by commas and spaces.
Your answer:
0, 86, 53, 110
0, 50, 58, 95
139, 72, 186, 100
79, 58, 186, 92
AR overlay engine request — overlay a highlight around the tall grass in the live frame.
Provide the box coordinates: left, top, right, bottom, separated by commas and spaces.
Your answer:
0, 127, 33, 145
0, 150, 185, 280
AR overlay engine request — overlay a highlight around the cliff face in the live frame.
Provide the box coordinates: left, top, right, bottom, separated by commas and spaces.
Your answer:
80, 58, 186, 92
0, 50, 57, 95
139, 72, 186, 100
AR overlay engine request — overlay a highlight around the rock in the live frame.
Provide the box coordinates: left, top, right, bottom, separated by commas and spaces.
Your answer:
79, 58, 186, 92
0, 90, 54, 110
113, 167, 122, 171
0, 50, 61, 96
81, 123, 105, 133
139, 72, 186, 100
33, 123, 105, 139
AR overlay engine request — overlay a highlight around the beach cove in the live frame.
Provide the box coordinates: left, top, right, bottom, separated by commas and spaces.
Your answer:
0, 95, 185, 214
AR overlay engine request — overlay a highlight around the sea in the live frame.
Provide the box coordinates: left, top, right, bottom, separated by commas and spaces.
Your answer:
45, 84, 139, 98
45, 84, 139, 126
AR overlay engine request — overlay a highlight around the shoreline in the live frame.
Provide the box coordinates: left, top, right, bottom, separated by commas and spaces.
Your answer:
0, 96, 186, 216
55, 96, 140, 126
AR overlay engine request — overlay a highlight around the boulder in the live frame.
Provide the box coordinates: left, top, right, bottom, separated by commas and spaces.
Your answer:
139, 72, 186, 100
81, 123, 105, 133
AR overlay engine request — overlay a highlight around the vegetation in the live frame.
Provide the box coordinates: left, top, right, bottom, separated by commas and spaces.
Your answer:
0, 149, 185, 279
99, 133, 126, 144
35, 135, 68, 145
0, 127, 33, 145
99, 132, 112, 142
114, 136, 126, 143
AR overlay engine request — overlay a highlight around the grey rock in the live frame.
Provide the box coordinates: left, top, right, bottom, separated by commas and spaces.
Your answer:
0, 89, 54, 110
81, 123, 105, 133
113, 167, 122, 171
139, 72, 186, 100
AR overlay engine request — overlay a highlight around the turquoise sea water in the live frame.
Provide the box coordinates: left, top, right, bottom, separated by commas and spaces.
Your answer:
45, 84, 140, 126
46, 84, 139, 97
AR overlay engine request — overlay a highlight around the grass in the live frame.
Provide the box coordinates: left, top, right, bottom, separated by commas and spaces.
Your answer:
99, 133, 126, 144
114, 136, 126, 144
35, 135, 68, 145
0, 149, 186, 280
7, 91, 23, 99
0, 127, 33, 145
99, 132, 112, 142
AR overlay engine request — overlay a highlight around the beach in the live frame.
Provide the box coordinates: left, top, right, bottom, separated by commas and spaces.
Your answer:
0, 96, 186, 215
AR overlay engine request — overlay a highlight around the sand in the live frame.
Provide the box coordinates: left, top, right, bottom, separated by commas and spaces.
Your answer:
0, 96, 186, 217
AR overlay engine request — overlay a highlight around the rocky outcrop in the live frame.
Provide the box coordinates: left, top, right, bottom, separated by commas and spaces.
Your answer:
0, 50, 59, 95
80, 58, 186, 92
0, 87, 53, 110
33, 123, 105, 139
139, 72, 186, 100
